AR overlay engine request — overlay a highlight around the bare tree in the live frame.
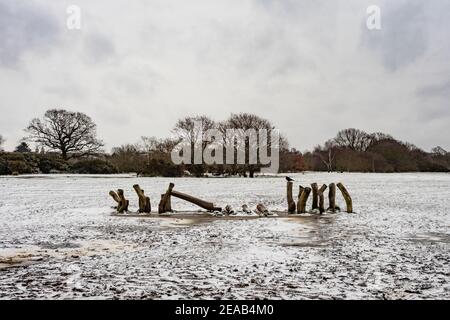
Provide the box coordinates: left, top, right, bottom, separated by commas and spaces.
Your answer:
431, 146, 447, 156
141, 136, 181, 165
15, 142, 32, 153
110, 144, 145, 173
314, 140, 337, 172
173, 115, 216, 147
370, 132, 393, 142
0, 135, 4, 151
334, 128, 372, 152
26, 109, 104, 160
172, 115, 216, 168
222, 113, 276, 177
142, 136, 180, 154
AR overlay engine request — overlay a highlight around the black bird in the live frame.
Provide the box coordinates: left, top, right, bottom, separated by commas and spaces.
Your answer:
285, 176, 295, 182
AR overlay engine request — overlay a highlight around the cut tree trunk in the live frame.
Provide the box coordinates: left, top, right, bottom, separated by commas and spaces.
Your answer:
171, 190, 222, 212
242, 204, 251, 213
337, 182, 353, 213
160, 194, 172, 212
318, 184, 328, 213
117, 189, 129, 213
158, 183, 175, 213
327, 183, 336, 212
296, 185, 305, 213
109, 190, 120, 206
224, 205, 234, 214
133, 184, 151, 213
286, 181, 296, 213
256, 203, 269, 215
298, 187, 311, 213
311, 183, 319, 210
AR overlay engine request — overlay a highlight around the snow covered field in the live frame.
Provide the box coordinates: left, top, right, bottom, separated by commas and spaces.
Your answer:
0, 173, 448, 299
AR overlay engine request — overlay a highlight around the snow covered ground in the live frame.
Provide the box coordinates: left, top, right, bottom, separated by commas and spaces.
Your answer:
0, 173, 448, 299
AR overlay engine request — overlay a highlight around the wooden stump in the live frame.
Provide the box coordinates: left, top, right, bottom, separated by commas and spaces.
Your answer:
224, 205, 234, 214
311, 183, 319, 210
298, 187, 311, 213
117, 189, 129, 213
327, 183, 336, 213
158, 183, 175, 213
242, 204, 251, 213
337, 182, 353, 213
161, 194, 172, 212
133, 184, 151, 213
296, 186, 305, 213
286, 181, 296, 213
318, 184, 328, 213
256, 203, 269, 216
109, 190, 120, 206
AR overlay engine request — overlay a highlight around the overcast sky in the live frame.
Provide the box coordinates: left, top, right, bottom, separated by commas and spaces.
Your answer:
1, 0, 449, 152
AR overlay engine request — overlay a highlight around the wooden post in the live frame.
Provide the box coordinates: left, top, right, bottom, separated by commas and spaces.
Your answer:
133, 184, 151, 213
337, 182, 353, 213
318, 184, 327, 213
158, 183, 175, 213
296, 185, 305, 213
328, 183, 336, 212
311, 183, 319, 210
109, 190, 120, 205
287, 181, 296, 213
117, 189, 129, 213
299, 187, 311, 213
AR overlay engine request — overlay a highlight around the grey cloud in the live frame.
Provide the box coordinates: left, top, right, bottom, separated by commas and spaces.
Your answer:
419, 105, 450, 121
0, 0, 60, 67
362, 0, 428, 71
43, 83, 87, 101
0, 0, 449, 152
417, 80, 450, 98
417, 80, 450, 120
83, 33, 116, 64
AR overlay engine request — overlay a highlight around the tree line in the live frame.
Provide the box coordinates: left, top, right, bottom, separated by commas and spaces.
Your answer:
305, 128, 449, 172
0, 109, 448, 175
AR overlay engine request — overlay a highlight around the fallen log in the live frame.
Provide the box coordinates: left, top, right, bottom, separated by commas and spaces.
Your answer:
171, 190, 222, 212
158, 183, 174, 213
311, 183, 319, 210
337, 182, 353, 213
298, 187, 311, 213
327, 183, 336, 213
286, 181, 296, 213
318, 184, 328, 213
133, 184, 151, 213
117, 189, 129, 213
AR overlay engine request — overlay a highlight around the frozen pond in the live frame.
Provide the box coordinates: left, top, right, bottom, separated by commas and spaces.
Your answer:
0, 173, 449, 299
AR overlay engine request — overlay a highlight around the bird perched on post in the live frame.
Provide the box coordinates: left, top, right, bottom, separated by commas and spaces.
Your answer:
285, 176, 295, 182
